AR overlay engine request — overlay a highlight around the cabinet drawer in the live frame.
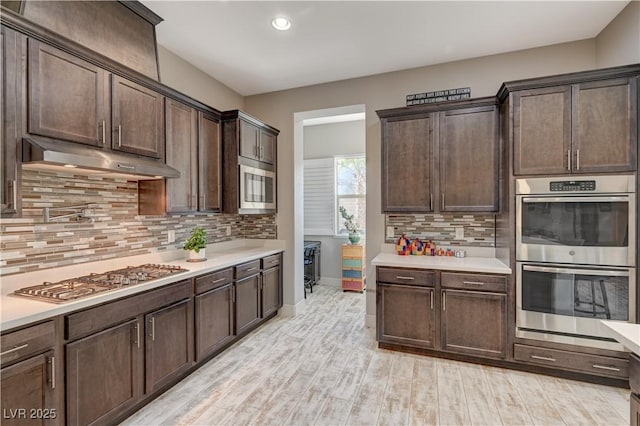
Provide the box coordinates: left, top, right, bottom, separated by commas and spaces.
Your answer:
262, 254, 281, 270
236, 260, 261, 280
195, 268, 233, 295
631, 353, 640, 393
66, 279, 192, 341
377, 267, 435, 286
514, 344, 629, 379
1, 321, 55, 367
441, 272, 507, 293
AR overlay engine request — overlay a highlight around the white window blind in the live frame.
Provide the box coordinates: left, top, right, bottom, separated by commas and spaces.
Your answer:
304, 158, 335, 235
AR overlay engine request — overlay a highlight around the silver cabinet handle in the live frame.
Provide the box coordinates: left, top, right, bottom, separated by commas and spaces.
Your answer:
441, 193, 445, 210
247, 267, 257, 272
395, 276, 414, 280
100, 120, 106, 146
576, 149, 580, 171
463, 281, 485, 286
429, 194, 433, 211
8, 179, 17, 210
50, 356, 56, 389
150, 317, 155, 341
530, 354, 556, 362
212, 277, 226, 284
442, 292, 446, 311
430, 291, 434, 310
592, 364, 620, 372
117, 125, 122, 147
0, 343, 28, 357
567, 150, 571, 171
134, 322, 140, 349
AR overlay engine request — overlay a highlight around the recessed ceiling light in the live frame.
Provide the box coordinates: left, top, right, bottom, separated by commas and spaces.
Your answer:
271, 17, 291, 31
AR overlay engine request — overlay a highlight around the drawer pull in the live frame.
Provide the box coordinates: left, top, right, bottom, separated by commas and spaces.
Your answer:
463, 281, 485, 286
246, 267, 257, 272
530, 354, 556, 362
212, 277, 227, 284
0, 343, 28, 357
395, 276, 415, 281
592, 364, 621, 372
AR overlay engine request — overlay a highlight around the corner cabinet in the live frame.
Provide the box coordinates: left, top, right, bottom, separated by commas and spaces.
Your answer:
376, 267, 508, 360
504, 68, 639, 175
377, 97, 499, 213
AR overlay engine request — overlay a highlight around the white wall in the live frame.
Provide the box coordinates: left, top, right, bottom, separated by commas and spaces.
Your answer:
303, 120, 366, 283
596, 1, 640, 68
245, 39, 598, 323
157, 45, 244, 111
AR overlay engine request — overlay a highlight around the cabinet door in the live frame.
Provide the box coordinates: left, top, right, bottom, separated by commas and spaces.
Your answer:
112, 75, 163, 159
261, 266, 282, 318
632, 393, 640, 426
381, 116, 434, 212
195, 284, 234, 362
259, 129, 276, 165
439, 106, 499, 212
239, 119, 259, 161
572, 77, 637, 173
377, 283, 435, 349
165, 99, 198, 212
66, 319, 142, 426
1, 351, 55, 426
28, 39, 108, 147
1, 26, 21, 217
441, 290, 506, 359
198, 112, 222, 212
145, 299, 193, 394
513, 86, 571, 175
235, 275, 261, 335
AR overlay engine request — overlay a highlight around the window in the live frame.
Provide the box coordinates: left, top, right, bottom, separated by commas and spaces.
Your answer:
304, 155, 366, 236
336, 156, 366, 235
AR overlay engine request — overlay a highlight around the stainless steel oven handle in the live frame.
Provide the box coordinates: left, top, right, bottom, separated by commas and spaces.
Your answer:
522, 265, 629, 277
522, 196, 630, 203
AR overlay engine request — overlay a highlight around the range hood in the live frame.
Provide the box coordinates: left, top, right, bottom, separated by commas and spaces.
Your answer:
22, 136, 180, 180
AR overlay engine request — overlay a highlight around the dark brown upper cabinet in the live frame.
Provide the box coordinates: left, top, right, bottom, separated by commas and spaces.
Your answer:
378, 97, 499, 213
239, 118, 276, 165
111, 75, 164, 159
502, 66, 639, 176
163, 99, 221, 214
1, 26, 23, 218
28, 39, 109, 148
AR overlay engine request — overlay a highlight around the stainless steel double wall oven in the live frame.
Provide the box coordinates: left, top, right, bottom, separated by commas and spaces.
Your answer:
516, 175, 636, 350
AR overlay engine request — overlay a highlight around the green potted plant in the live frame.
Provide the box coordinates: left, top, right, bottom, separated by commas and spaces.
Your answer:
184, 227, 207, 262
339, 206, 360, 244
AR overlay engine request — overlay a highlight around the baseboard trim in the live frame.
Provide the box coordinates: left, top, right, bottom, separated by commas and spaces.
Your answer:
280, 297, 309, 317
365, 314, 376, 329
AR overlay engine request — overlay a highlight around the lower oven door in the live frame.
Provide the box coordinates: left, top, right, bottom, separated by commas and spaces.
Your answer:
516, 262, 635, 350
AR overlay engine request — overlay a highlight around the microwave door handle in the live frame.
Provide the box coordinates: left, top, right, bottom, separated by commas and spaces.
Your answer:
522, 265, 629, 277
522, 196, 630, 203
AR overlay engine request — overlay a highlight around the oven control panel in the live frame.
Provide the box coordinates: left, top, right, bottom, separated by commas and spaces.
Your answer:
549, 180, 596, 192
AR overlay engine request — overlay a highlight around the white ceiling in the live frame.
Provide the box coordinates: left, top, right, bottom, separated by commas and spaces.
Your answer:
142, 1, 629, 96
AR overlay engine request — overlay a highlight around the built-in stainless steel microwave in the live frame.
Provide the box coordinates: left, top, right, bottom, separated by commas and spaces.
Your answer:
239, 164, 276, 211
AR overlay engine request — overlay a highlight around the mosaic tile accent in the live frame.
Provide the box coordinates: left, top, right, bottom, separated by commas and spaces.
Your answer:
385, 213, 496, 247
0, 170, 277, 276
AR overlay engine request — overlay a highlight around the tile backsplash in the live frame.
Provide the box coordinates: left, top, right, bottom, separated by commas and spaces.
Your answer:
385, 213, 496, 247
0, 170, 277, 276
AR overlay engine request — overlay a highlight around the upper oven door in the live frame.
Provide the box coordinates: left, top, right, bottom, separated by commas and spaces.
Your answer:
516, 194, 635, 267
239, 164, 276, 210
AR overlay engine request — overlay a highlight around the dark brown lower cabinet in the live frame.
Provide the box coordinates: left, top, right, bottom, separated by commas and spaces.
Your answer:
235, 274, 261, 335
144, 299, 193, 394
632, 393, 640, 426
261, 266, 282, 318
377, 283, 435, 349
1, 351, 55, 426
66, 319, 143, 426
195, 284, 234, 362
440, 289, 506, 359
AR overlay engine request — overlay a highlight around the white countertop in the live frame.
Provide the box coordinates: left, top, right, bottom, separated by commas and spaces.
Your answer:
601, 321, 640, 356
371, 252, 512, 274
0, 239, 284, 331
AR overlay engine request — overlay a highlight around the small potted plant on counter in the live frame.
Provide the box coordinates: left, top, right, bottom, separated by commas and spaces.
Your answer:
339, 206, 361, 244
184, 227, 207, 262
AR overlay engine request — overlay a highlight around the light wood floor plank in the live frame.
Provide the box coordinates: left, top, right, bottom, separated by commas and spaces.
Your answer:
484, 366, 534, 425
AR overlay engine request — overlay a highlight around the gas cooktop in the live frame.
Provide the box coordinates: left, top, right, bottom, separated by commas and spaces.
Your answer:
14, 264, 189, 304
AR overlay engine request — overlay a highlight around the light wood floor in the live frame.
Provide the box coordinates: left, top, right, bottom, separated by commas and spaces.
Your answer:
121, 284, 630, 426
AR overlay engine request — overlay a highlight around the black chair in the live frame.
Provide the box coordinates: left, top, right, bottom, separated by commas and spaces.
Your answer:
304, 247, 316, 298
